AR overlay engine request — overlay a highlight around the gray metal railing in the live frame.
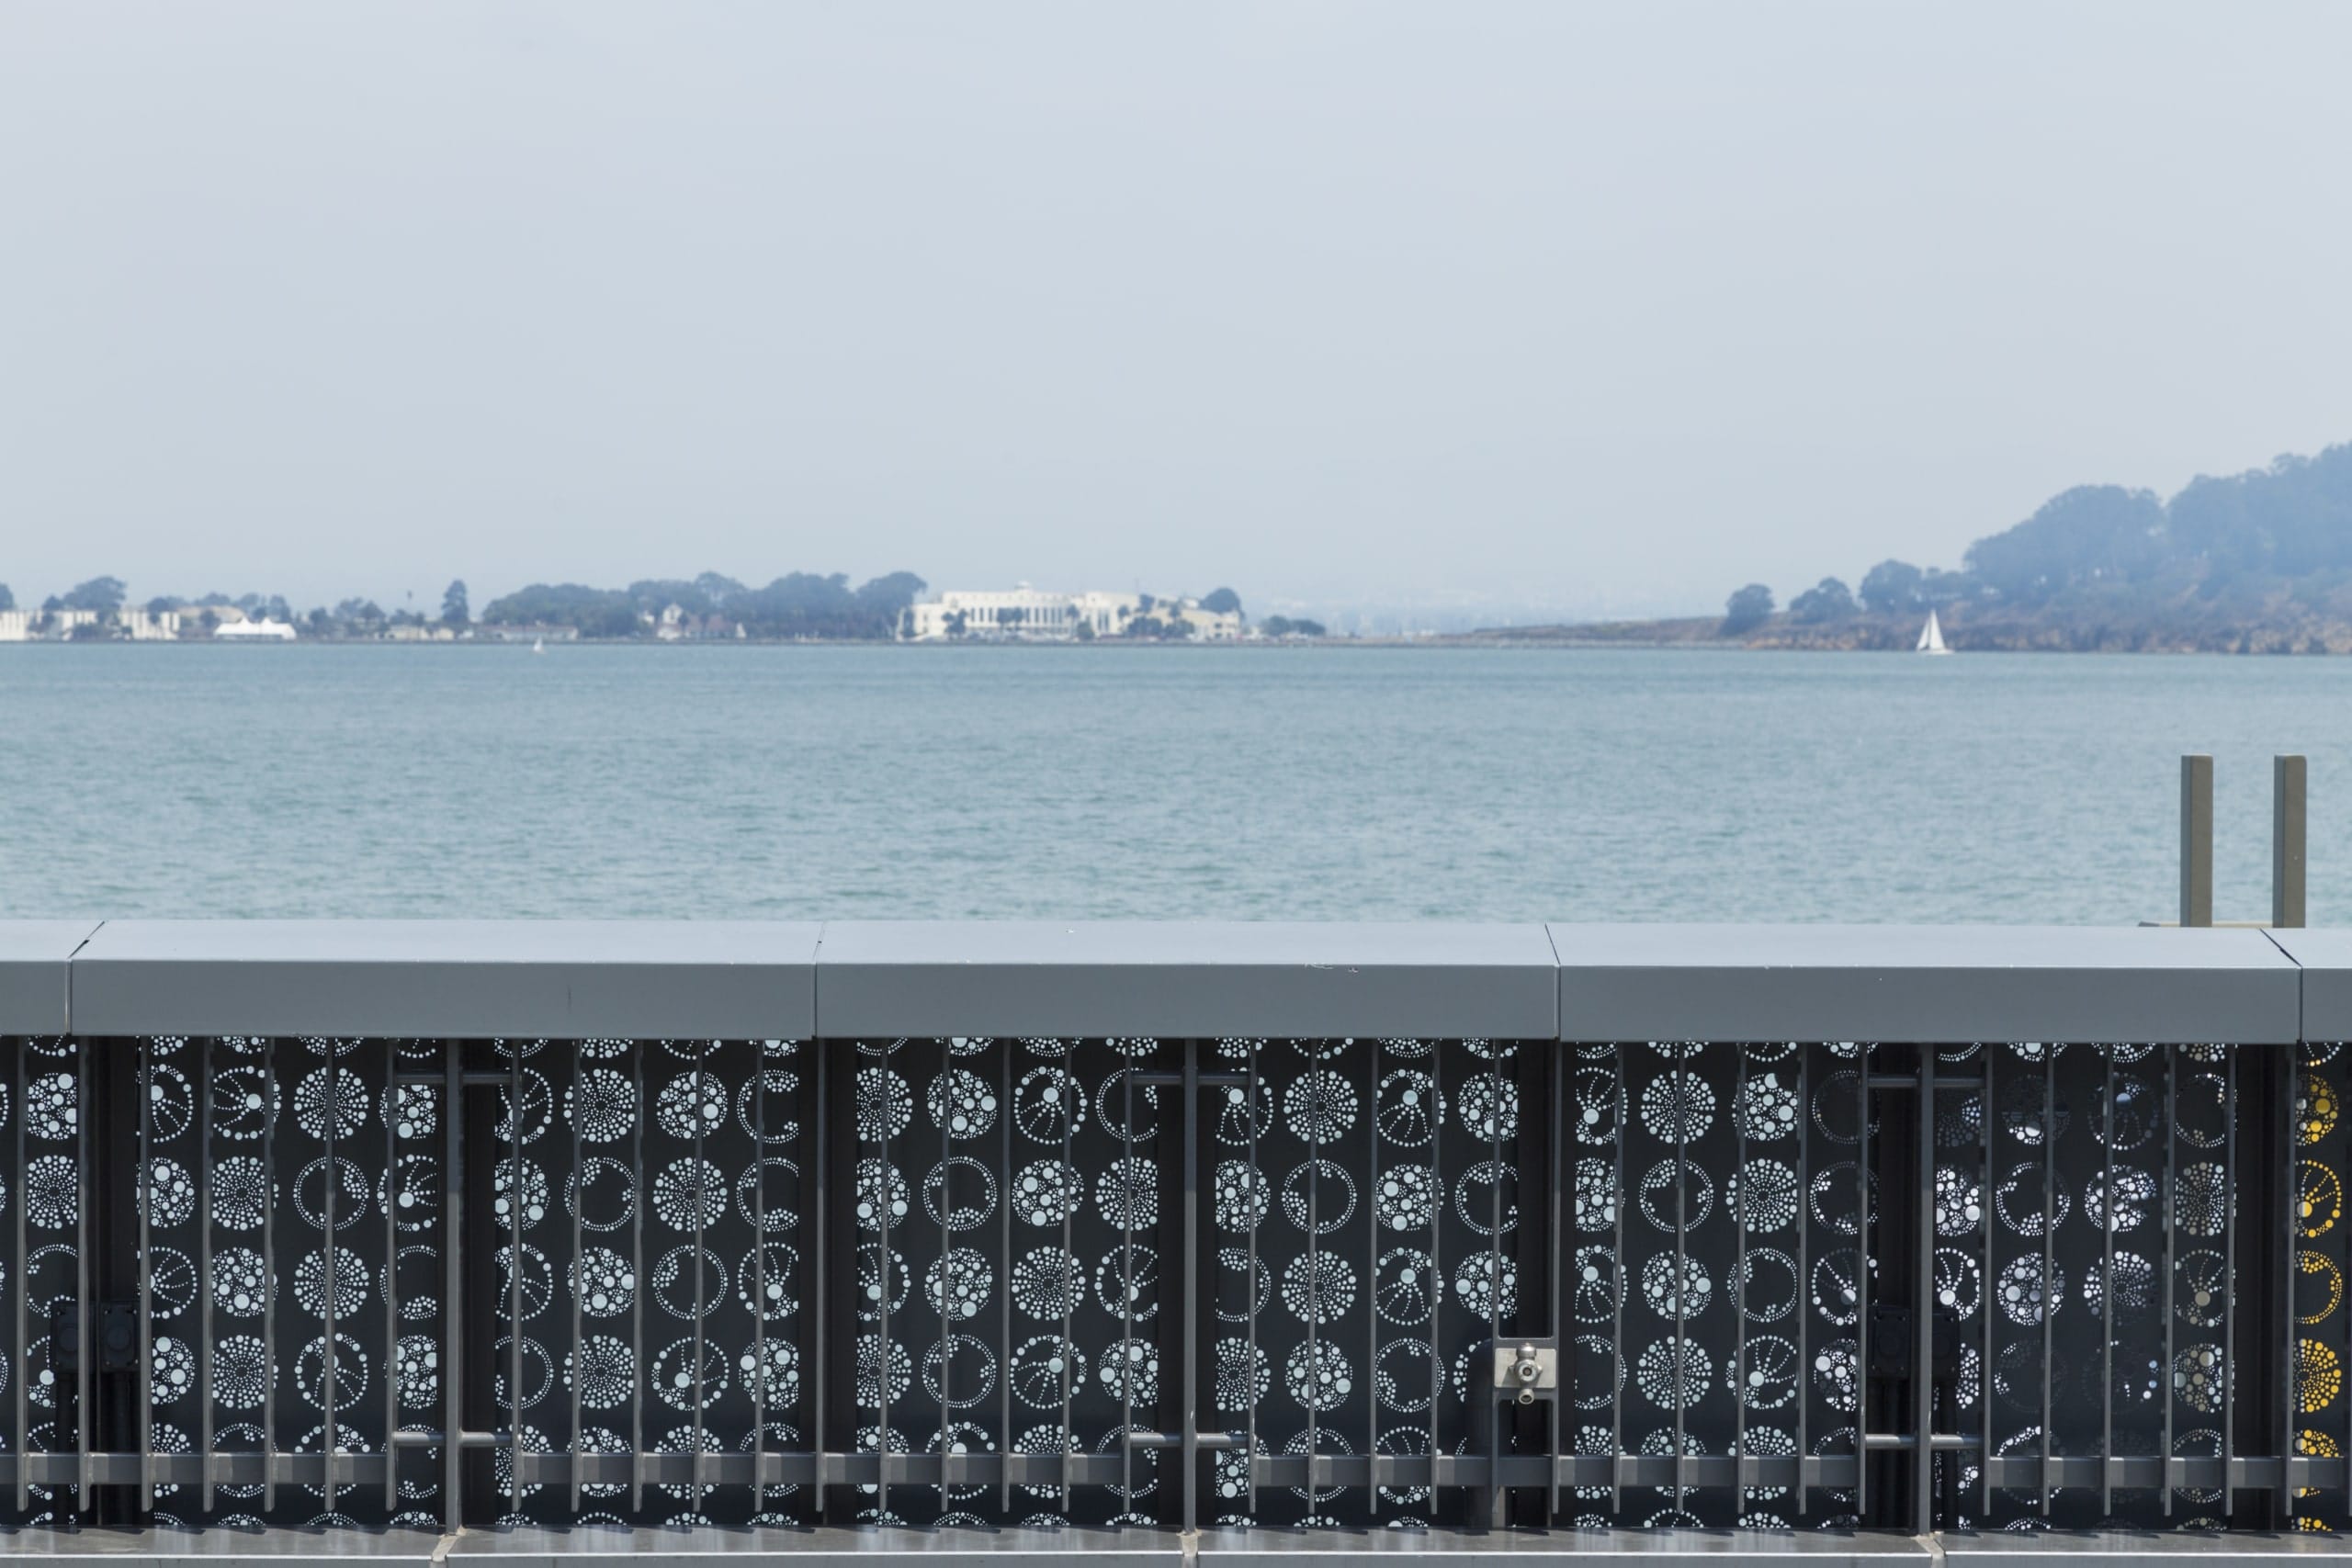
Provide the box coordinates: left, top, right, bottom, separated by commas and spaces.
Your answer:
0, 919, 2346, 1557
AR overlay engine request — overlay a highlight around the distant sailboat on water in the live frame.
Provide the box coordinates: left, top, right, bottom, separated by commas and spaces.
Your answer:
1917, 610, 1951, 656
531, 637, 545, 655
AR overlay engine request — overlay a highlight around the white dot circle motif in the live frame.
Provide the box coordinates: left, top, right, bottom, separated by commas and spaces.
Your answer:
1011, 1247, 1080, 1320
572, 1424, 631, 1500
1993, 1164, 2070, 1236
296, 1332, 370, 1412
1573, 1066, 1621, 1145
1282, 1251, 1358, 1325
1573, 1246, 1622, 1323
210, 1247, 272, 1317
491, 1157, 550, 1230
25, 1070, 77, 1141
379, 1154, 440, 1233
566, 1156, 638, 1232
381, 1083, 436, 1143
1012, 1160, 1081, 1228
1216, 1337, 1272, 1412
1733, 1336, 1799, 1410
1641, 1070, 1716, 1142
1284, 1340, 1350, 1412
1010, 1337, 1085, 1407
737, 1157, 800, 1233
1280, 1160, 1357, 1234
26, 1154, 76, 1229
2084, 1168, 2156, 1235
1809, 1249, 1873, 1327
293, 1247, 370, 1319
1098, 1337, 1159, 1404
923, 1157, 999, 1230
2176, 1163, 2229, 1237
855, 1069, 914, 1142
213, 1334, 272, 1408
1810, 1339, 1860, 1411
1095, 1066, 1161, 1145
565, 1068, 638, 1145
1571, 1337, 1624, 1411
139, 1158, 198, 1226
2083, 1251, 2153, 1322
572, 1247, 637, 1316
1283, 1069, 1358, 1144
141, 1065, 196, 1140
1095, 1157, 1160, 1230
855, 1244, 910, 1322
854, 1335, 912, 1408
1213, 1161, 1268, 1232
649, 1156, 727, 1232
733, 1335, 799, 1410
1996, 1256, 2062, 1325
1374, 1338, 1435, 1412
1806, 1163, 1871, 1237
852, 1159, 910, 1232
1375, 1165, 1435, 1231
926, 1247, 994, 1320
1453, 1253, 1518, 1317
654, 1071, 728, 1141
150, 1335, 197, 1405
294, 1066, 368, 1142
208, 1156, 268, 1231
1013, 1067, 1075, 1144
651, 1245, 729, 1320
1376, 1070, 1442, 1146
1096, 1244, 1159, 1322
1376, 1247, 1438, 1324
1573, 1158, 1618, 1232
2173, 1344, 2225, 1413
738, 1243, 798, 1320
922, 1334, 998, 1407
1012, 1423, 1082, 1500
396, 1335, 439, 1408
1934, 1166, 1984, 1236
1458, 1073, 1519, 1141
1727, 1160, 1798, 1233
1635, 1337, 1712, 1410
737, 1069, 799, 1144
491, 1334, 553, 1409
928, 1069, 999, 1139
1638, 1160, 1714, 1232
1454, 1160, 1521, 1236
492, 1066, 555, 1145
1933, 1247, 1983, 1317
1738, 1247, 1799, 1323
1640, 1253, 1712, 1319
651, 1337, 730, 1411
1736, 1073, 1798, 1142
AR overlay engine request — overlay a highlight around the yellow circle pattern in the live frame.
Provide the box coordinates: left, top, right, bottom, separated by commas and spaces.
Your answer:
2300, 1162, 2343, 1239
2297, 1337, 2342, 1413
2300, 1072, 2340, 1145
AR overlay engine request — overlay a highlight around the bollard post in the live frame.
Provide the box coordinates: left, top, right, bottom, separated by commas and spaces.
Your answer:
2181, 755, 2214, 927
2274, 754, 2307, 929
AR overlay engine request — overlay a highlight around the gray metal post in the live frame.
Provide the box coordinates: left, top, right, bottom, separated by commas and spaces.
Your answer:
2274, 754, 2307, 929
2181, 754, 2214, 927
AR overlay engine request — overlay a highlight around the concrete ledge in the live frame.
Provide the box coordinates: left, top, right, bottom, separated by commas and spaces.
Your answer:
69, 920, 820, 1039
446, 1526, 1182, 1567
0, 1529, 444, 1564
814, 921, 1560, 1039
1939, 1533, 2351, 1562
0, 919, 98, 1033
1552, 924, 2301, 1043
1196, 1529, 1931, 1564
2263, 930, 2352, 1042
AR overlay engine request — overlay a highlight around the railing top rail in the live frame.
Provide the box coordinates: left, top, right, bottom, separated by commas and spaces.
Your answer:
1555, 921, 2302, 1044
0, 918, 102, 1032
0, 917, 2325, 1042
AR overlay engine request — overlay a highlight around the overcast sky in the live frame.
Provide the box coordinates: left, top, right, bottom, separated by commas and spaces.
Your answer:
5, 2, 2349, 620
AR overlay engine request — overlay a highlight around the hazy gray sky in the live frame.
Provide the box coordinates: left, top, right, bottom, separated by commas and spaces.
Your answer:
6, 2, 2349, 620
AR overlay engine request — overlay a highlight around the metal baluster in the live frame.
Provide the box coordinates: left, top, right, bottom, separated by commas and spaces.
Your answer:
1370, 1038, 1384, 1522
2222, 1048, 2236, 1520
877, 1051, 893, 1518
1485, 1049, 1506, 1524
812, 1042, 829, 1517
1912, 1045, 1936, 1534
12, 1038, 26, 1513
1979, 1045, 1995, 1522
140, 1035, 154, 1512
1248, 1041, 1262, 1517
2038, 1050, 2053, 1519
1182, 1038, 1203, 1535
261, 1035, 277, 1516
690, 1044, 707, 1517
1547, 1042, 1565, 1522
1610, 1043, 1624, 1517
1796, 1044, 1809, 1515
1059, 1045, 1075, 1517
442, 1042, 464, 1528
324, 1046, 339, 1517
1856, 1049, 1871, 1521
199, 1039, 217, 1512
2283, 1051, 2298, 1526
752, 1048, 766, 1518
385, 1043, 400, 1513
940, 1042, 956, 1517
2102, 1048, 2116, 1518
1735, 1045, 1748, 1521
1305, 1051, 1318, 1522
571, 1040, 585, 1516
1424, 1038, 1439, 1521
2161, 1044, 2175, 1517
507, 1045, 523, 1515
630, 1043, 646, 1516
999, 1044, 1012, 1518
1670, 1050, 1687, 1517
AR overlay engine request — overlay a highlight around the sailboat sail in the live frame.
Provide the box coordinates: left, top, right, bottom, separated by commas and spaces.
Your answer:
1917, 611, 1950, 654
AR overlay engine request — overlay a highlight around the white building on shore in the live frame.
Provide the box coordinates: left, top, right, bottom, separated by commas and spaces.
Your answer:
906, 587, 1241, 642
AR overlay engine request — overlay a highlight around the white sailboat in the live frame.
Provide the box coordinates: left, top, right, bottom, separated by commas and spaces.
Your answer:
531, 637, 545, 655
1916, 610, 1951, 656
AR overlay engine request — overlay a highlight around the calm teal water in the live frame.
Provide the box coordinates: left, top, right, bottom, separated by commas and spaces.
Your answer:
2, 643, 2346, 924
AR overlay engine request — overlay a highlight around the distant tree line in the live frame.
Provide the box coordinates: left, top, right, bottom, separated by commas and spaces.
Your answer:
479, 570, 927, 639
1723, 440, 2352, 634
